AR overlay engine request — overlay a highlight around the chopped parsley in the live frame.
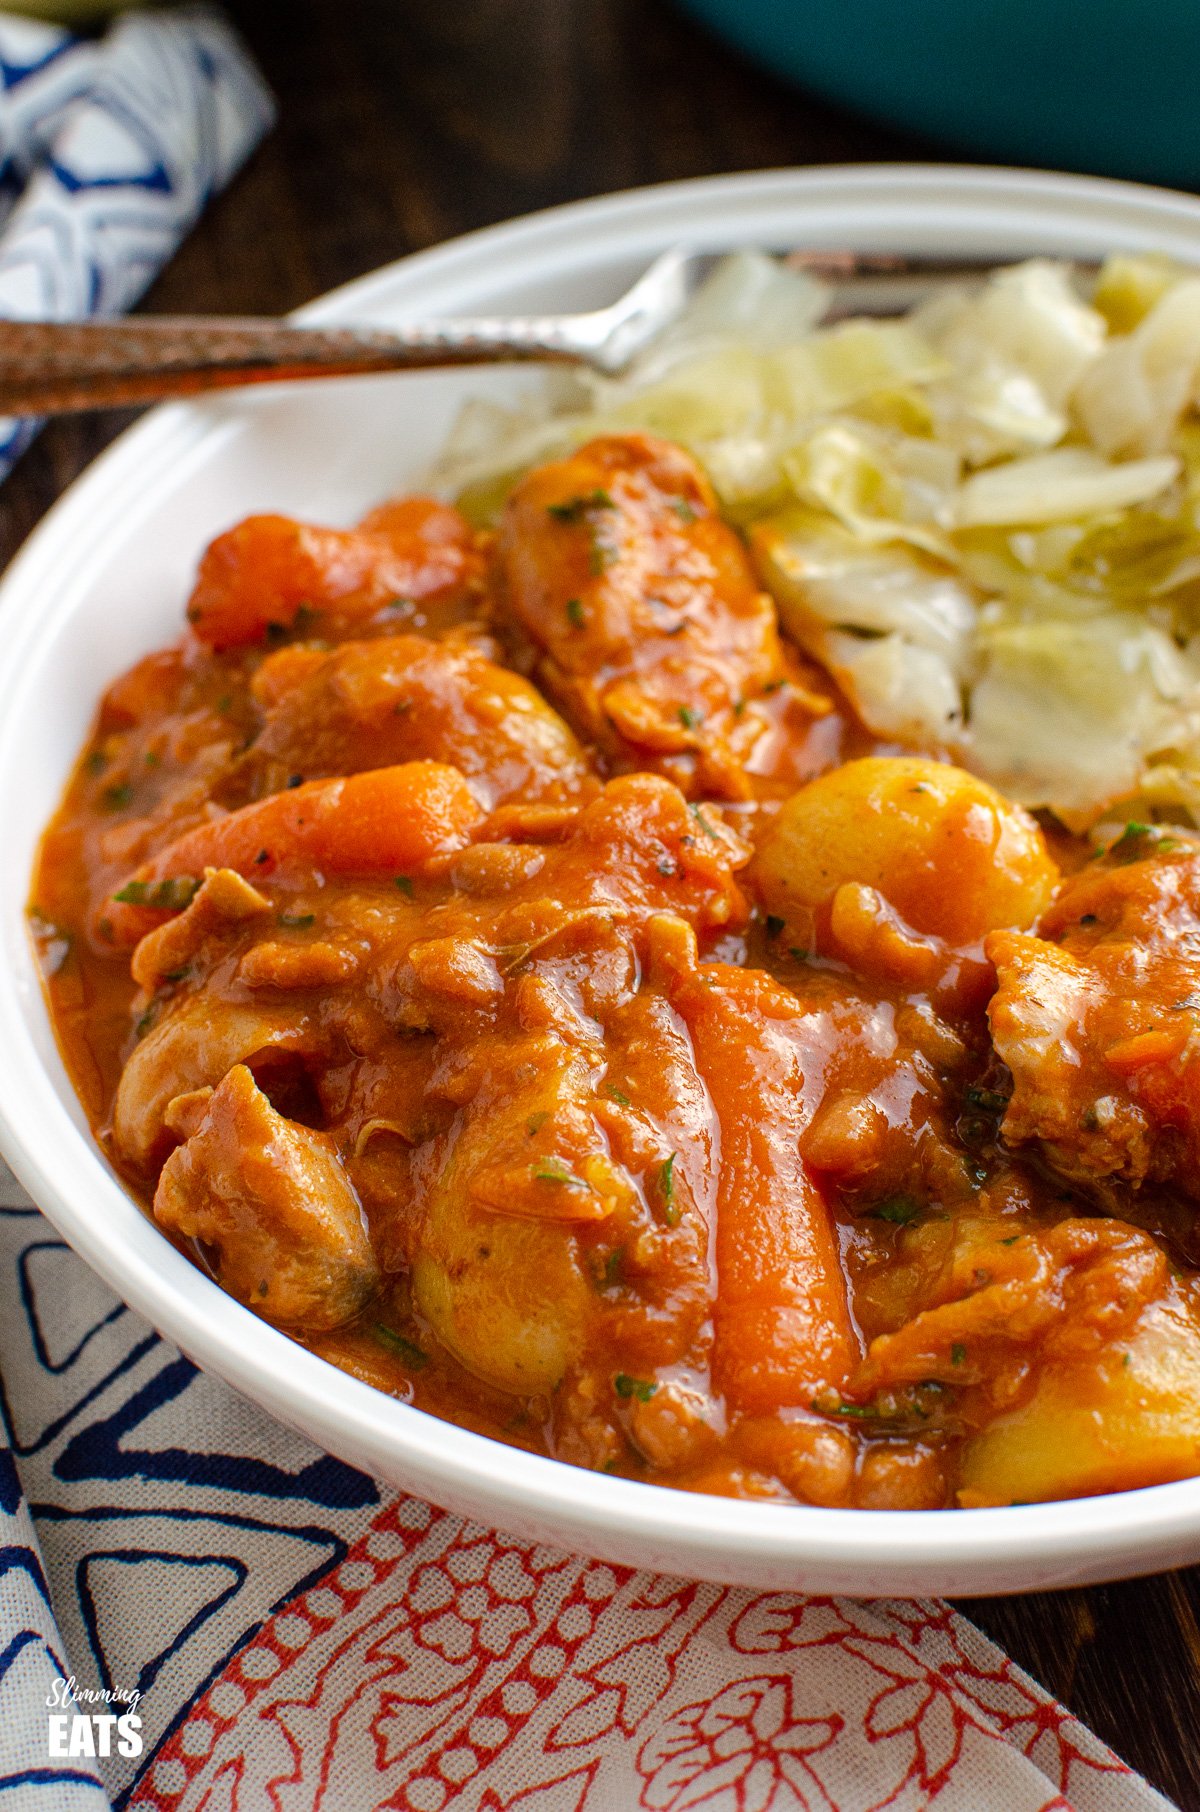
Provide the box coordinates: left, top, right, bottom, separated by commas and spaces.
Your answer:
688, 802, 719, 841
532, 1158, 587, 1189
614, 1373, 657, 1403
606, 1084, 631, 1107
870, 1197, 922, 1226
547, 488, 614, 522
599, 1248, 624, 1291
85, 750, 109, 776
677, 704, 700, 730
394, 875, 415, 898
765, 915, 785, 940
101, 782, 133, 813
1105, 820, 1185, 864
951, 1342, 967, 1367
657, 1152, 678, 1226
277, 911, 315, 930
565, 597, 586, 628
113, 875, 200, 911
963, 1085, 1009, 1114
373, 1323, 429, 1369
587, 536, 613, 576
670, 496, 698, 524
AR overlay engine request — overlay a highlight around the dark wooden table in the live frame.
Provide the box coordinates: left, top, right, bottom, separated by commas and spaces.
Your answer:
2, 0, 1195, 1801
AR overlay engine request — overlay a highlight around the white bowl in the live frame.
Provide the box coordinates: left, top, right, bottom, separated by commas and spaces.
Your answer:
5, 165, 1200, 1598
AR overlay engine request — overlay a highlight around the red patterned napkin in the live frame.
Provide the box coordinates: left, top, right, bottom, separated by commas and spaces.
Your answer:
131, 1498, 1169, 1811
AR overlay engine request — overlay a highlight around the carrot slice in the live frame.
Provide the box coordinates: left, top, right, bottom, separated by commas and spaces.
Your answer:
105, 762, 481, 946
186, 499, 481, 649
672, 963, 858, 1414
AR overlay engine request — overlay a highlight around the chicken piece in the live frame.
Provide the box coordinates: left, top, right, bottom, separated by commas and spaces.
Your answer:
154, 1064, 377, 1328
382, 777, 751, 1042
854, 1218, 1168, 1403
113, 998, 325, 1170
497, 432, 791, 798
987, 836, 1200, 1195
186, 497, 485, 649
130, 868, 272, 991
590, 984, 716, 1375
251, 634, 594, 806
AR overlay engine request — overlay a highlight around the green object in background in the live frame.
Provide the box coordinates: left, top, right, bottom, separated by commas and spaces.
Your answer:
675, 0, 1200, 187
6, 0, 133, 16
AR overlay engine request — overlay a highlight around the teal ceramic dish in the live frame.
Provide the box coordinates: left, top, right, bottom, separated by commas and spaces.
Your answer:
676, 0, 1200, 186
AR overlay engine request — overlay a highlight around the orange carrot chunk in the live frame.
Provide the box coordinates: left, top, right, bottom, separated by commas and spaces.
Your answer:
187, 498, 482, 649
673, 963, 858, 1414
105, 762, 481, 945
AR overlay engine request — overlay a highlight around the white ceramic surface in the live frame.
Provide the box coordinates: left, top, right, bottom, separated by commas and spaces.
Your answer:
4, 165, 1200, 1598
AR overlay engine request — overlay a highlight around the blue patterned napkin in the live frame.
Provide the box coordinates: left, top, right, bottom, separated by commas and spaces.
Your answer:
0, 5, 274, 480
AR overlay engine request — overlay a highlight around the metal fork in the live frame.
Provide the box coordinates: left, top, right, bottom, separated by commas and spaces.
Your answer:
0, 247, 1098, 417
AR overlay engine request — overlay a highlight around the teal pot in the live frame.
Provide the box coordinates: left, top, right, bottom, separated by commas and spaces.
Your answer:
675, 0, 1200, 187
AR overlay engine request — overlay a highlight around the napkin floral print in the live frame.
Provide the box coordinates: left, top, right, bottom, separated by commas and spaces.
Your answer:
0, 1164, 1174, 1811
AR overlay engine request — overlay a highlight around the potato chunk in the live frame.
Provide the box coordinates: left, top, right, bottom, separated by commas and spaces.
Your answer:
960, 1284, 1200, 1504
412, 1038, 601, 1395
754, 756, 1058, 952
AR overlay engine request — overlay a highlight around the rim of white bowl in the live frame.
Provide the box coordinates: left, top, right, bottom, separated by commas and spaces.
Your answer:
4, 163, 1200, 1594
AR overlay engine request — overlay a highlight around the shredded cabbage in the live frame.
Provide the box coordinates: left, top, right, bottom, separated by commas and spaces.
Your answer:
955, 448, 1180, 528
434, 250, 1200, 829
